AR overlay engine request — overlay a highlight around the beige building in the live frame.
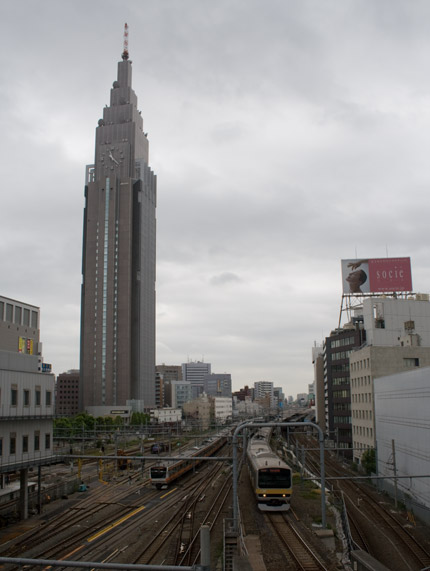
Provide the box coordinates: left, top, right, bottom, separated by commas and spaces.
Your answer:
350, 297, 430, 465
183, 394, 212, 430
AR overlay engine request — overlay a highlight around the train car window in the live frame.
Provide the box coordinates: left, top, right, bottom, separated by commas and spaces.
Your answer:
151, 467, 167, 478
258, 468, 291, 488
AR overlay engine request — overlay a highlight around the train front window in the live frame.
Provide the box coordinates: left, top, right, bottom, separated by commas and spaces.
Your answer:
151, 467, 167, 478
258, 468, 291, 488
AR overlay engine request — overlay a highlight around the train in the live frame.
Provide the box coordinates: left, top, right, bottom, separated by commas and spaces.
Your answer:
247, 426, 292, 511
150, 442, 166, 454
150, 433, 227, 489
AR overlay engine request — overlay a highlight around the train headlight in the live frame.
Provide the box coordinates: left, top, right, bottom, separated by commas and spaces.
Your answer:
282, 494, 286, 497
262, 494, 266, 498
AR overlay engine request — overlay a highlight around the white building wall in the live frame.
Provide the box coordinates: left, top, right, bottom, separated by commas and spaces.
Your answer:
0, 367, 55, 469
363, 297, 430, 347
150, 407, 182, 423
374, 367, 430, 522
214, 397, 232, 423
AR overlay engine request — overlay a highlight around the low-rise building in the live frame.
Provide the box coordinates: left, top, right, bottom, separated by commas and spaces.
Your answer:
183, 393, 212, 430
374, 366, 430, 524
150, 407, 182, 424
234, 396, 261, 417
0, 351, 55, 472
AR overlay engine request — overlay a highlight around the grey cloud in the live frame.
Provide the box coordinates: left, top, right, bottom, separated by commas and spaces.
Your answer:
209, 272, 242, 286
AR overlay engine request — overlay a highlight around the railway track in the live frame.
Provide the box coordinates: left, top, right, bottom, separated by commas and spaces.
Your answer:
131, 444, 231, 566
267, 512, 329, 571
176, 464, 232, 567
293, 432, 430, 571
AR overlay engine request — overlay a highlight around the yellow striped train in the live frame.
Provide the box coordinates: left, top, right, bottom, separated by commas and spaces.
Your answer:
247, 427, 292, 511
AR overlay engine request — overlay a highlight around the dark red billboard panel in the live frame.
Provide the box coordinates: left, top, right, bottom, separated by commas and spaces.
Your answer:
341, 258, 412, 294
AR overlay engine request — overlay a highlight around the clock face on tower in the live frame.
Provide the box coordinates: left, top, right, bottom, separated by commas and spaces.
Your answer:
100, 145, 125, 172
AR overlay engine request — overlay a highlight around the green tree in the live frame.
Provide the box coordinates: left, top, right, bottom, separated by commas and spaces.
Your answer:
72, 412, 95, 432
131, 412, 150, 426
53, 417, 73, 438
361, 448, 376, 475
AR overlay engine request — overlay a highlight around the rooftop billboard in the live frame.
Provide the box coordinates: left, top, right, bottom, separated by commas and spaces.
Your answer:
341, 258, 412, 294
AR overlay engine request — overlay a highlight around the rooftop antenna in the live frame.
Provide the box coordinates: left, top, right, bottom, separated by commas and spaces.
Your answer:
122, 23, 129, 60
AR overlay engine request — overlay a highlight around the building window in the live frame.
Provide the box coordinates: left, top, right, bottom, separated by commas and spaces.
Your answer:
31, 311, 38, 329
0, 438, 2, 456
45, 433, 51, 450
11, 386, 18, 406
404, 358, 419, 368
6, 304, 13, 322
14, 306, 22, 325
34, 432, 40, 451
23, 308, 30, 326
24, 389, 30, 406
35, 388, 41, 406
10, 434, 16, 455
23, 435, 29, 453
46, 391, 52, 406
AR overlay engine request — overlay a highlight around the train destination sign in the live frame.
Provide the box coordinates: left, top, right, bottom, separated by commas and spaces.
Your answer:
341, 257, 412, 294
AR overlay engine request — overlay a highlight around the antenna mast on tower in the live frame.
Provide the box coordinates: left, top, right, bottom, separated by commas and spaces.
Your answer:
122, 23, 129, 60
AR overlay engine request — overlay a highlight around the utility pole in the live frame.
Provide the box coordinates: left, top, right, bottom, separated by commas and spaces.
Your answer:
392, 439, 398, 508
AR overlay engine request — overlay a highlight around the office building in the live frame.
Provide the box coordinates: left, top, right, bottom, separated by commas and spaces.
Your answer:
322, 321, 365, 457
350, 296, 430, 464
182, 361, 211, 399
164, 380, 192, 408
80, 44, 157, 412
203, 373, 232, 397
55, 370, 80, 417
156, 364, 182, 407
156, 364, 182, 383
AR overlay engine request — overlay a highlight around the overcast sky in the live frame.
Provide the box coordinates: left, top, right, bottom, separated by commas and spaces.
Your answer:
2, 1, 430, 397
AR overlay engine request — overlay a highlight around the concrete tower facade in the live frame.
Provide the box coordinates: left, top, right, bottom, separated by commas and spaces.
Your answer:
80, 45, 156, 411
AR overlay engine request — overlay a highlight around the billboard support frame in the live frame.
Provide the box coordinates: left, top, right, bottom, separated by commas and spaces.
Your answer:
338, 291, 414, 328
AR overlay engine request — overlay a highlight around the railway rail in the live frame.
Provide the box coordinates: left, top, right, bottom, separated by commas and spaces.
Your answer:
0, 439, 228, 568
267, 512, 329, 571
293, 432, 430, 571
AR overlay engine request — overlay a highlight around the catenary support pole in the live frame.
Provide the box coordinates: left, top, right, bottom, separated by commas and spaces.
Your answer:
200, 524, 210, 570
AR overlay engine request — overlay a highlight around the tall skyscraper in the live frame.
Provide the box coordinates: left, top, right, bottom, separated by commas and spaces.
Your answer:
80, 36, 157, 412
